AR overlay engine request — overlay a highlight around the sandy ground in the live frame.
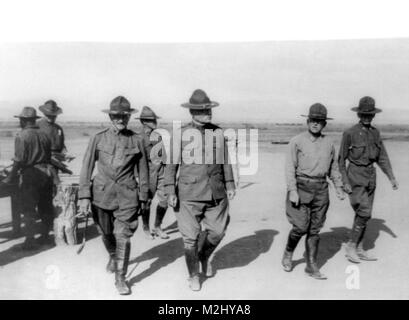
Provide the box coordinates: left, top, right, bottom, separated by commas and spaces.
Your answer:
0, 137, 408, 300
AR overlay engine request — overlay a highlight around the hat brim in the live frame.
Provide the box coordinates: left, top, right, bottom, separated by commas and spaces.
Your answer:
301, 115, 333, 120
181, 101, 219, 109
39, 105, 63, 116
14, 115, 41, 119
135, 116, 161, 120
102, 109, 137, 114
351, 107, 382, 114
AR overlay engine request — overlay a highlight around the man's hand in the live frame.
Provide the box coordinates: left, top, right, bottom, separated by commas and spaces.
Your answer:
391, 179, 399, 190
289, 190, 299, 206
343, 183, 352, 194
335, 187, 346, 200
140, 201, 147, 211
78, 199, 91, 216
167, 193, 178, 208
227, 189, 236, 201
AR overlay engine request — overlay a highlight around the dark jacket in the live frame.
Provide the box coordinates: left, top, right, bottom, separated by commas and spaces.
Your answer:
164, 122, 235, 201
338, 122, 395, 185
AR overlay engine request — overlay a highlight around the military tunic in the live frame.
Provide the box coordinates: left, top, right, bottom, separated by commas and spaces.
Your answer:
164, 121, 235, 248
79, 127, 149, 237
14, 124, 54, 235
338, 122, 395, 219
38, 118, 67, 154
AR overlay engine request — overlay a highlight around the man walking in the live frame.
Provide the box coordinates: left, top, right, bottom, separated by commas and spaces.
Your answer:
282, 103, 345, 280
339, 96, 398, 263
136, 106, 169, 240
78, 96, 149, 295
164, 89, 236, 291
3, 107, 54, 249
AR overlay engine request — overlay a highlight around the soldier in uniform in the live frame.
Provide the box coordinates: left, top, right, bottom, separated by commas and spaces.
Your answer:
135, 106, 169, 240
164, 89, 236, 291
339, 96, 398, 263
78, 96, 149, 295
282, 103, 345, 280
3, 107, 54, 249
38, 100, 67, 155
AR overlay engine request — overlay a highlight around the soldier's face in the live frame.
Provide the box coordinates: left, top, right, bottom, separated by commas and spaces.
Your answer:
358, 113, 375, 125
110, 114, 130, 131
190, 108, 212, 124
141, 119, 157, 130
307, 118, 326, 135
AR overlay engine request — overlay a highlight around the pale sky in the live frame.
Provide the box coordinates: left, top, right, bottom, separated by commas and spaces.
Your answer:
1, 39, 409, 124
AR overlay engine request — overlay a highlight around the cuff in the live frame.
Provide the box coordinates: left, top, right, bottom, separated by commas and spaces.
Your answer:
139, 191, 149, 202
226, 181, 235, 191
78, 187, 91, 199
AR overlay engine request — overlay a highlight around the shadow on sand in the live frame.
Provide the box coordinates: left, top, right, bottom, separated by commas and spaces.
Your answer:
290, 218, 398, 270
127, 229, 278, 287
212, 229, 278, 272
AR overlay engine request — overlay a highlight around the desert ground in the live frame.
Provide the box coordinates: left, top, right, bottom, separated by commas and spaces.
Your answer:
0, 123, 408, 300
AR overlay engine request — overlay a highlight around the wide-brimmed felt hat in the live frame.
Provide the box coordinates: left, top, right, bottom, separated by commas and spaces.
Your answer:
301, 103, 333, 120
351, 96, 382, 114
102, 96, 137, 114
39, 100, 62, 116
14, 106, 41, 119
181, 89, 219, 109
135, 106, 161, 120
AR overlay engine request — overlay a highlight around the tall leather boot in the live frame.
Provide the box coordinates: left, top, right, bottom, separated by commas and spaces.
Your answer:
198, 232, 217, 277
153, 205, 169, 239
115, 237, 131, 295
345, 218, 363, 263
282, 230, 302, 272
305, 235, 327, 280
185, 247, 201, 291
141, 208, 153, 240
102, 234, 116, 273
356, 225, 377, 261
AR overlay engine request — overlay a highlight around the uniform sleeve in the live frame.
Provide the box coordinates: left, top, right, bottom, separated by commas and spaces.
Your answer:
61, 127, 67, 154
13, 135, 26, 165
285, 137, 298, 191
329, 143, 343, 188
78, 134, 98, 199
223, 136, 235, 191
136, 137, 150, 202
377, 137, 396, 181
338, 131, 351, 186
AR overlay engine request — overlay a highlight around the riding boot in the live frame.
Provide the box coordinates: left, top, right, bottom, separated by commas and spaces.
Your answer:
153, 205, 169, 239
102, 234, 116, 273
345, 218, 364, 263
198, 232, 217, 277
185, 247, 201, 291
305, 235, 327, 280
115, 237, 131, 295
282, 230, 302, 272
141, 209, 153, 240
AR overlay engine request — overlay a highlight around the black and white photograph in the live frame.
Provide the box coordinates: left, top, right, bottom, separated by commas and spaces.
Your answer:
1, 0, 409, 303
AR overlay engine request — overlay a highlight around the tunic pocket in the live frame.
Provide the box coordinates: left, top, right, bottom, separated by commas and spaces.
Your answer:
349, 143, 366, 161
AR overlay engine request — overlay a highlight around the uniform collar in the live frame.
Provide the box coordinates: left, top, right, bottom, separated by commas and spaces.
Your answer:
23, 124, 39, 130
359, 121, 375, 130
109, 125, 128, 135
306, 131, 324, 142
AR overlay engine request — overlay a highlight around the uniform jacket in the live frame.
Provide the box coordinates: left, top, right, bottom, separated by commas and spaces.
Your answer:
78, 126, 149, 211
38, 118, 67, 154
14, 124, 52, 169
164, 121, 235, 201
338, 122, 395, 186
136, 126, 166, 196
